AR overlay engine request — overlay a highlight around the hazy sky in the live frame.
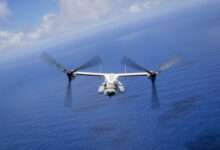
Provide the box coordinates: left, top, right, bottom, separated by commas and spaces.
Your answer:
0, 0, 213, 51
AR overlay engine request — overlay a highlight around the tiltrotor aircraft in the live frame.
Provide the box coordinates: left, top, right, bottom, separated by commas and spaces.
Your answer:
41, 53, 182, 97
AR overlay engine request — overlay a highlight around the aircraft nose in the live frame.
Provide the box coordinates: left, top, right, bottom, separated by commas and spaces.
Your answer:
107, 92, 115, 97
104, 90, 115, 97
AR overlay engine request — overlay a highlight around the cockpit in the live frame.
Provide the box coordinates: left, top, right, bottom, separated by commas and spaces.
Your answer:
104, 82, 116, 89
103, 82, 116, 97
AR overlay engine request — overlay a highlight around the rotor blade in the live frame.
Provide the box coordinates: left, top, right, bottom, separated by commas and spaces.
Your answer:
151, 82, 160, 109
64, 81, 72, 108
157, 54, 183, 73
177, 60, 197, 69
41, 52, 68, 72
121, 56, 151, 74
75, 56, 102, 71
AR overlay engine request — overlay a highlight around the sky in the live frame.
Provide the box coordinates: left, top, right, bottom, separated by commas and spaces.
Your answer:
0, 0, 211, 52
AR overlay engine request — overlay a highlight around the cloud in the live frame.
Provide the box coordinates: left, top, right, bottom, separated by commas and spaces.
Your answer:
129, 4, 143, 13
0, 31, 29, 50
119, 29, 147, 41
0, 0, 172, 51
125, 0, 166, 13
0, 0, 11, 22
40, 0, 111, 35
0, 0, 113, 51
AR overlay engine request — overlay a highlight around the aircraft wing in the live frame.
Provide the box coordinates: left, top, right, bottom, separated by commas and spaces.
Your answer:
75, 71, 105, 77
118, 72, 150, 77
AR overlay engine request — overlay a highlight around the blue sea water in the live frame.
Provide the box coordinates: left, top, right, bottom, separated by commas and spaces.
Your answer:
0, 1, 220, 150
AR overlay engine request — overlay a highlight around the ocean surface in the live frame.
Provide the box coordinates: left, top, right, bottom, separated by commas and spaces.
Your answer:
0, 1, 220, 150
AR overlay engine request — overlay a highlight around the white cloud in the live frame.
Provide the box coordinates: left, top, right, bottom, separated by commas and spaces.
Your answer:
0, 0, 172, 51
119, 29, 147, 41
0, 31, 28, 50
129, 4, 143, 13
0, 0, 11, 22
43, 0, 111, 34
144, 0, 163, 9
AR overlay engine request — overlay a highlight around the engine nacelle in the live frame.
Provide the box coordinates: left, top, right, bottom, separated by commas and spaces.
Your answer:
117, 81, 125, 92
118, 86, 125, 92
98, 85, 105, 93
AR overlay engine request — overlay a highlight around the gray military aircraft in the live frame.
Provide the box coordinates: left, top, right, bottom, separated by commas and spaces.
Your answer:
41, 53, 182, 97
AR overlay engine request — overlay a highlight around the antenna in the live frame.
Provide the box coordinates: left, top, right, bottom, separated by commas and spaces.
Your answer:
125, 64, 126, 80
99, 63, 102, 80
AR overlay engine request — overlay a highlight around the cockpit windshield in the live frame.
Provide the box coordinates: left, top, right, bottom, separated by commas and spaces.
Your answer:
107, 83, 116, 89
